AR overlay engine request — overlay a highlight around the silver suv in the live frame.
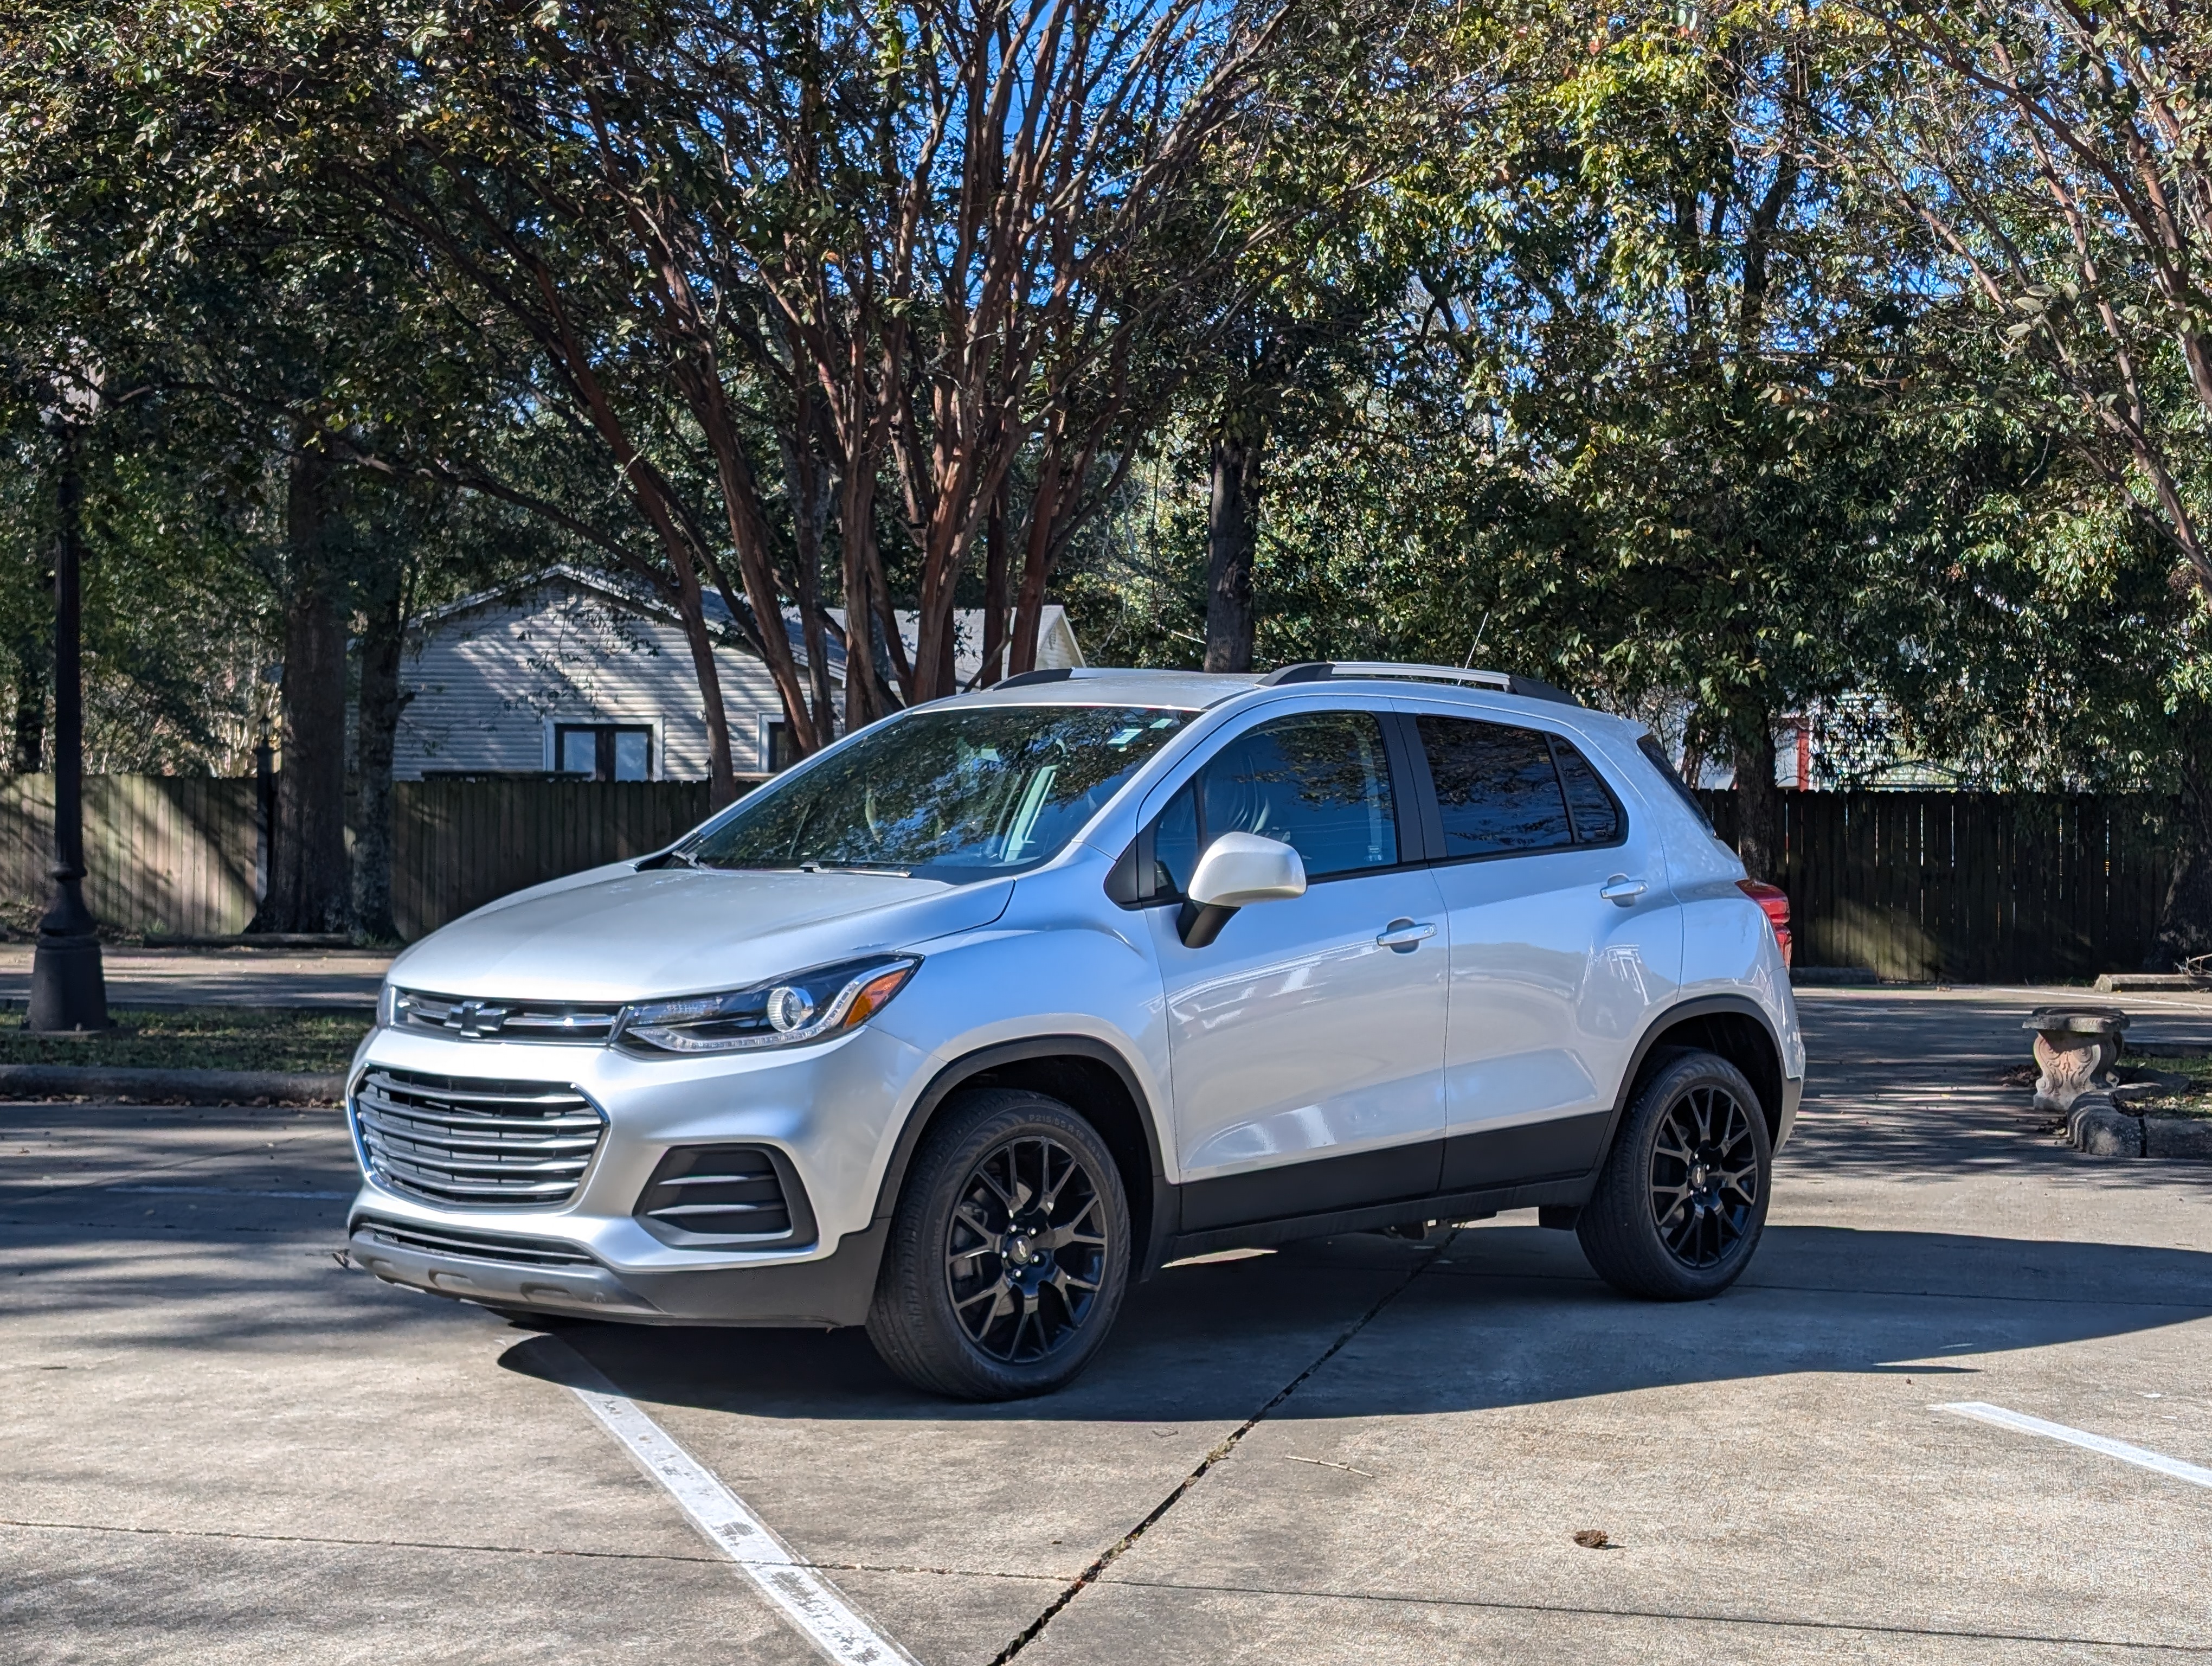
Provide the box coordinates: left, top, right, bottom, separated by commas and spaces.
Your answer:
345, 664, 1805, 1399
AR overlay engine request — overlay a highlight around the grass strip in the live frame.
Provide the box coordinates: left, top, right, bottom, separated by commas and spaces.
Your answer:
0, 1007, 370, 1074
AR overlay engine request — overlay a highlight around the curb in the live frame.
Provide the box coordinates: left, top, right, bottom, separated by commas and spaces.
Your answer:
0, 1064, 345, 1105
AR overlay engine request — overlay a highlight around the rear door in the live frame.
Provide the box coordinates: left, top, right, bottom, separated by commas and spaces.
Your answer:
1142, 707, 1449, 1229
1403, 706, 1679, 1190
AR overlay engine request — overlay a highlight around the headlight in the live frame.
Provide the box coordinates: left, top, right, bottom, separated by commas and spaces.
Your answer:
615, 956, 920, 1055
377, 983, 398, 1028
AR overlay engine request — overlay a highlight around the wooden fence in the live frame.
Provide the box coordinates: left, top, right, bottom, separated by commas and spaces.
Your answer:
0, 774, 260, 937
0, 773, 717, 941
1702, 791, 2183, 983
0, 775, 2186, 977
391, 778, 714, 939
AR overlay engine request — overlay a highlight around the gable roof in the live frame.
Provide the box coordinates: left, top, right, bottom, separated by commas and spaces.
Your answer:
407, 564, 1082, 688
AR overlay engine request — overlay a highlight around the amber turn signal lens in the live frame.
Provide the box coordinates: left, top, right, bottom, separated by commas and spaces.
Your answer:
846, 965, 916, 1025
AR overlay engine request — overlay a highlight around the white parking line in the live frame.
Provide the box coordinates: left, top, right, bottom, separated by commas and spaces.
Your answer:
1935, 1401, 2212, 1490
552, 1343, 917, 1665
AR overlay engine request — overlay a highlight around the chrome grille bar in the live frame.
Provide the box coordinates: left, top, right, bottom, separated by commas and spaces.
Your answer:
352, 1068, 607, 1209
392, 989, 623, 1043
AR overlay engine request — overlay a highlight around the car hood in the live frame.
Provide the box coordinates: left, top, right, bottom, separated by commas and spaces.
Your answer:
385, 862, 1014, 1002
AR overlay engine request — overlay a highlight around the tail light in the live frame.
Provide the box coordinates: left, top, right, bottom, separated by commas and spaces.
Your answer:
1737, 880, 1792, 966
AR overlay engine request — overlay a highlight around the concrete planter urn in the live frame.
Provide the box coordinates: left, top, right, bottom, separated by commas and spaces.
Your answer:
2025, 1006, 2129, 1115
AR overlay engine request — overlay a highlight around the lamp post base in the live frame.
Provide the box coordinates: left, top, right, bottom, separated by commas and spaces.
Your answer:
26, 867, 110, 1033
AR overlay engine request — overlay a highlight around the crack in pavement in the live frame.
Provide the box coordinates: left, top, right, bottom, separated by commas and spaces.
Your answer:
1095, 1574, 2212, 1654
987, 1237, 1449, 1664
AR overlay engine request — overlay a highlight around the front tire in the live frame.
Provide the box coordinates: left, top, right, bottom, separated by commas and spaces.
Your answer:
1577, 1049, 1772, 1300
866, 1089, 1131, 1400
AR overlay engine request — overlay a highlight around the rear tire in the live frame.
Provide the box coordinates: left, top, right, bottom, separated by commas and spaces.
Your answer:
1577, 1049, 1772, 1300
866, 1089, 1131, 1400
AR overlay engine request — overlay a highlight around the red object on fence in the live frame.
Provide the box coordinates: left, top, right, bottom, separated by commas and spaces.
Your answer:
1738, 879, 1793, 967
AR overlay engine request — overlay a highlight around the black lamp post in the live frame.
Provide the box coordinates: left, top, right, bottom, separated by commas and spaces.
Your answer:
26, 418, 109, 1032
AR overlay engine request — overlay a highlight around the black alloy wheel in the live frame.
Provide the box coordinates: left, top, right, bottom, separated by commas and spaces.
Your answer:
944, 1133, 1110, 1363
867, 1088, 1132, 1400
1648, 1081, 1761, 1269
1576, 1048, 1773, 1301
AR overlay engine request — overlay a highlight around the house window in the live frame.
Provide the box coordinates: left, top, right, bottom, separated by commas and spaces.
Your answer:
761, 718, 798, 773
555, 724, 653, 781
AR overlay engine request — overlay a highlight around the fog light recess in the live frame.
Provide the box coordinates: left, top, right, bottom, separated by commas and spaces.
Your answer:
633, 1144, 818, 1247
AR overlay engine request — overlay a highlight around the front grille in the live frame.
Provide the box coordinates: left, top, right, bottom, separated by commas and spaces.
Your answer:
392, 989, 623, 1043
353, 1068, 606, 1209
634, 1144, 816, 1245
354, 1216, 597, 1268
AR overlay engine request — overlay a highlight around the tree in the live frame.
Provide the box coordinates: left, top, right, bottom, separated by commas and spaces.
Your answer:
1846, 0, 2212, 953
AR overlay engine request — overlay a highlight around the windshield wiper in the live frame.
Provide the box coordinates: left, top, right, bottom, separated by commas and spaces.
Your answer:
634, 848, 699, 871
799, 860, 913, 877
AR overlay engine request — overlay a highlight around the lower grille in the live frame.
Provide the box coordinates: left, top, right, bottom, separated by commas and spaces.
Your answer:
354, 1217, 596, 1269
353, 1068, 606, 1208
634, 1144, 816, 1245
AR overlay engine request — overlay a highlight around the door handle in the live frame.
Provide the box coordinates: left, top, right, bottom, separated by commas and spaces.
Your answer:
1599, 875, 1647, 906
1375, 918, 1436, 952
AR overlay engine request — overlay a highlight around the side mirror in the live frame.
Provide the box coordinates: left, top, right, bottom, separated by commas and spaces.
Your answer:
1178, 832, 1306, 948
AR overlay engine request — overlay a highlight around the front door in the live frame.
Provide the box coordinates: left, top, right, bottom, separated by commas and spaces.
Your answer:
1147, 708, 1449, 1231
1404, 709, 1678, 1190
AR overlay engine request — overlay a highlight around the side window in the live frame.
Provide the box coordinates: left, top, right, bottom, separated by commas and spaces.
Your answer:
1153, 783, 1200, 895
1553, 741, 1622, 843
1199, 711, 1398, 877
1417, 715, 1574, 857
1637, 733, 1714, 832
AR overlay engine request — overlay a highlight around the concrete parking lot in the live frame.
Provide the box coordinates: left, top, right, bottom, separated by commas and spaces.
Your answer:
5, 986, 2210, 1664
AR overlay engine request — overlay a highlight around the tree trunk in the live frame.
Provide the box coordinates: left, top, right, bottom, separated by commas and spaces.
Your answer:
979, 473, 1010, 687
9, 637, 46, 774
350, 563, 407, 942
1731, 716, 1784, 883
256, 444, 350, 934
837, 460, 888, 731
782, 411, 839, 747
1008, 457, 1065, 677
1203, 427, 1262, 674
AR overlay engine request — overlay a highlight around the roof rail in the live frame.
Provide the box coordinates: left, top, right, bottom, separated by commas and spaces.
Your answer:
1256, 662, 1582, 707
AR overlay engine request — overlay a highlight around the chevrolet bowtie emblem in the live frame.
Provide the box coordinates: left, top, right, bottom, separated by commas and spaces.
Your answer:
446, 999, 508, 1037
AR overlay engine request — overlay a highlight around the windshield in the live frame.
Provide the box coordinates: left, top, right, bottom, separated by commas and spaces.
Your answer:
685, 705, 1193, 878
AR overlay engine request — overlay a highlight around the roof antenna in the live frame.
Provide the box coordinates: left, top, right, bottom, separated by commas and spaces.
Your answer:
1463, 611, 1490, 669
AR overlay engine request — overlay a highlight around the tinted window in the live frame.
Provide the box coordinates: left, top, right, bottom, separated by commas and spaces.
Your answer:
1200, 712, 1398, 877
1554, 742, 1621, 843
1153, 784, 1200, 895
1418, 716, 1573, 857
1637, 734, 1714, 831
687, 705, 1191, 878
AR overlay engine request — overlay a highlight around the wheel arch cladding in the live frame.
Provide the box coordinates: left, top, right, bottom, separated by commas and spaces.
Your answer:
1633, 1005, 1785, 1143
874, 1038, 1168, 1277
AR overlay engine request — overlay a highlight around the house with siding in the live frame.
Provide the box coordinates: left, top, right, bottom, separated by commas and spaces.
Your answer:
388, 567, 1083, 781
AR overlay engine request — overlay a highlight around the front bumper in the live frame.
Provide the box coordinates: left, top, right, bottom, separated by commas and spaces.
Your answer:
346, 1214, 887, 1327
342, 1018, 928, 1326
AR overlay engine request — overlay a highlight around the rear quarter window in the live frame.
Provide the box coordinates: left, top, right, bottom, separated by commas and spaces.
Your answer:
1636, 734, 1716, 833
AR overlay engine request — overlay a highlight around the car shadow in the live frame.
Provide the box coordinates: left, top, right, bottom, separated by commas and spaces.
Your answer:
497, 1222, 2212, 1424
